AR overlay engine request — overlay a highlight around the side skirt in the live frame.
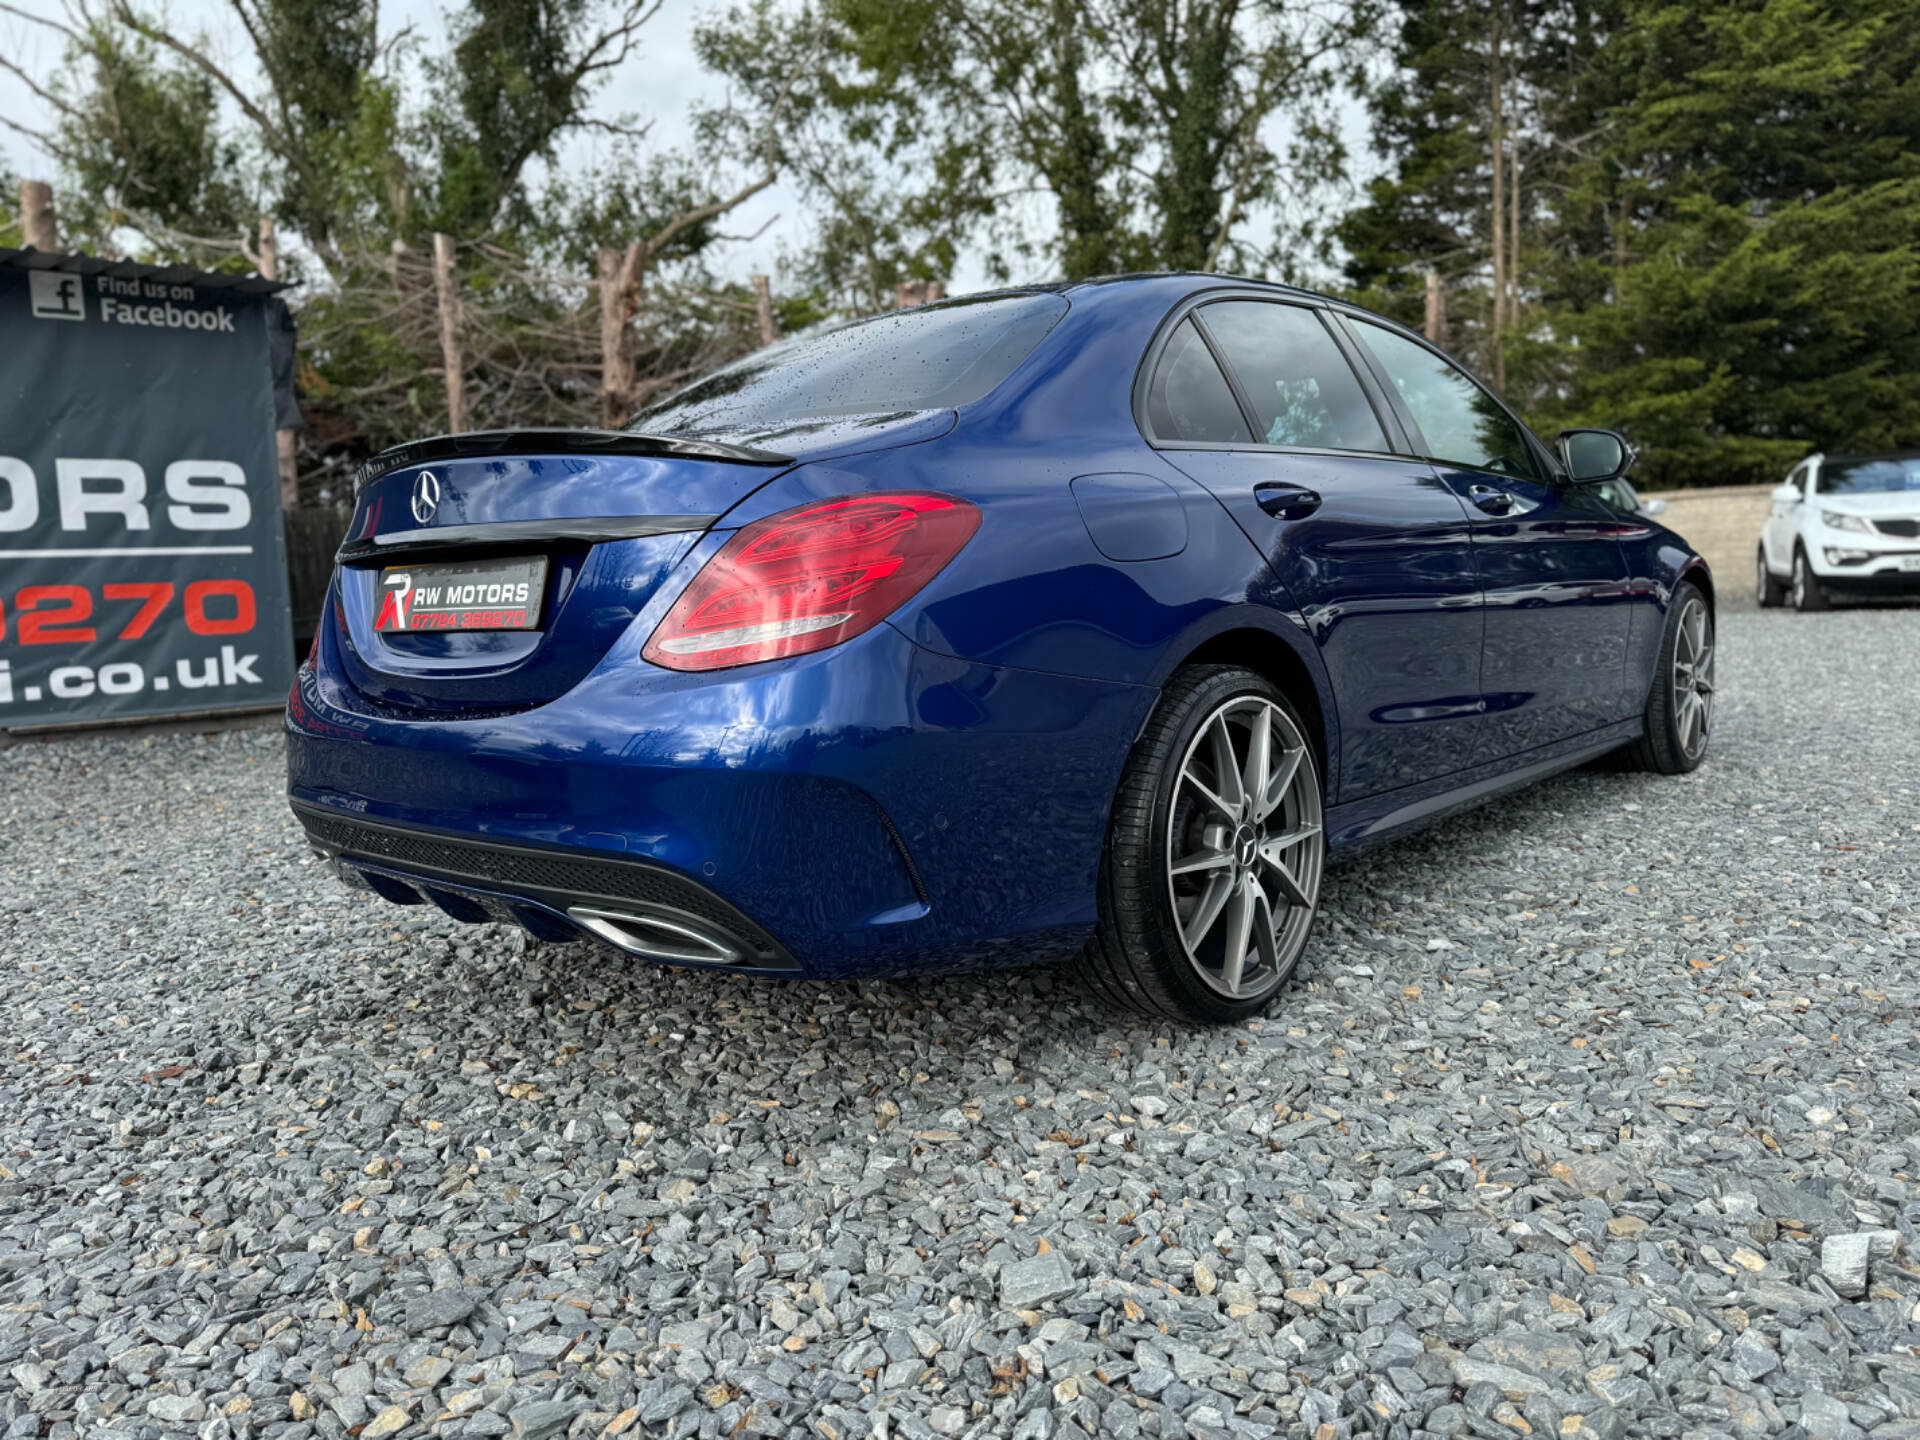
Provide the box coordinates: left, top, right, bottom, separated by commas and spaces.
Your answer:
1325, 718, 1643, 857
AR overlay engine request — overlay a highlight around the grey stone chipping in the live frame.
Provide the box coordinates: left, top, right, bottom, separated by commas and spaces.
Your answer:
2, 607, 1917, 1440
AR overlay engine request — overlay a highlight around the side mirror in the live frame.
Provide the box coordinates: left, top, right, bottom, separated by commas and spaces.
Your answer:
1557, 428, 1634, 484
1771, 482, 1802, 504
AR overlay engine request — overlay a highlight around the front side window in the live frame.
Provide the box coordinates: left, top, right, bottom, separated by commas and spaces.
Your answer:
1200, 301, 1387, 452
1144, 320, 1253, 443
1354, 321, 1537, 480
1816, 455, 1920, 494
628, 292, 1069, 434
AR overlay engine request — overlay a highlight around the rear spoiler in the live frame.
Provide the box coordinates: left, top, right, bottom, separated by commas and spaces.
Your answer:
352, 428, 794, 493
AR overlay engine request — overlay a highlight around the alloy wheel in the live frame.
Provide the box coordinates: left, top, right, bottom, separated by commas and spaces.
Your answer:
1671, 597, 1714, 759
1165, 696, 1323, 1001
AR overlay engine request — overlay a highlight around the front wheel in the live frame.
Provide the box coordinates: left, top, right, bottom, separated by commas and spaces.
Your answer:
1079, 666, 1326, 1023
1791, 547, 1830, 612
1622, 581, 1714, 774
1756, 546, 1786, 607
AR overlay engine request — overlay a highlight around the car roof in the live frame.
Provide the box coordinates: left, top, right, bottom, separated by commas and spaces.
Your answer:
966, 271, 1335, 307
943, 273, 1413, 354
1070, 271, 1328, 301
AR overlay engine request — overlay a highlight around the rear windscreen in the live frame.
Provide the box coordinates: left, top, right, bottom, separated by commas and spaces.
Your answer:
626, 292, 1069, 434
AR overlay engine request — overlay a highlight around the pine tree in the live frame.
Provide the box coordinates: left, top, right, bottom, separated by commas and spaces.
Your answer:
1348, 0, 1920, 489
1543, 0, 1920, 487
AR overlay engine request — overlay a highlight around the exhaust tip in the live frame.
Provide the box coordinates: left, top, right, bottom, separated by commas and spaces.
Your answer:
567, 905, 745, 966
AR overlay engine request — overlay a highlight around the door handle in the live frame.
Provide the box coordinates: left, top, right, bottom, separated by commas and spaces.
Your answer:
1254, 483, 1322, 520
1466, 483, 1514, 515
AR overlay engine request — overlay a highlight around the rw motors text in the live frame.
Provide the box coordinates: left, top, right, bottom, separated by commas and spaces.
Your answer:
0, 458, 254, 532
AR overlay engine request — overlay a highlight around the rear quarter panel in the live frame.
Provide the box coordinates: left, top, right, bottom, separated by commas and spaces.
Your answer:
716, 279, 1334, 687
689, 278, 1346, 802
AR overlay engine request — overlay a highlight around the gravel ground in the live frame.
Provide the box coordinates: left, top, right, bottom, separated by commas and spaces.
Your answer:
3, 608, 1918, 1440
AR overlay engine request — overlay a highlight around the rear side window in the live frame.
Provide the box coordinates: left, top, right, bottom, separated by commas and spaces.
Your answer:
1353, 321, 1538, 480
628, 292, 1069, 433
1199, 301, 1387, 452
1145, 321, 1252, 443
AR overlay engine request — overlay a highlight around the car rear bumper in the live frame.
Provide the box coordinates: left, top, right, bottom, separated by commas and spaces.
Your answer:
286, 619, 1155, 978
294, 804, 804, 970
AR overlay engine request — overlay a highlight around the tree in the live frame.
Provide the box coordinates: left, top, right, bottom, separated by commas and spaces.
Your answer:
1337, 0, 1591, 387
7, 0, 787, 471
426, 0, 672, 236
0, 13, 249, 261
1343, 0, 1920, 488
700, 0, 1378, 288
1540, 0, 1920, 486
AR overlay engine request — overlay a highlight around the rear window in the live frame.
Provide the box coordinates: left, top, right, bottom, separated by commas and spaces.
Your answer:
1144, 320, 1252, 444
1817, 456, 1920, 494
627, 292, 1069, 434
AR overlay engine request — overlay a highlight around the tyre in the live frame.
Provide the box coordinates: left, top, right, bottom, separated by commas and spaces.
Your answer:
1621, 580, 1714, 774
1079, 665, 1325, 1023
1756, 545, 1786, 607
1791, 547, 1830, 612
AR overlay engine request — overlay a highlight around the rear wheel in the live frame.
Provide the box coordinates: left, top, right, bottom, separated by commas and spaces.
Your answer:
1756, 545, 1786, 607
1791, 547, 1830, 612
1622, 581, 1714, 774
1080, 666, 1325, 1023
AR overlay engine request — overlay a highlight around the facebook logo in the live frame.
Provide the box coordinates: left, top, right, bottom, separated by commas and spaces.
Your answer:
28, 271, 86, 322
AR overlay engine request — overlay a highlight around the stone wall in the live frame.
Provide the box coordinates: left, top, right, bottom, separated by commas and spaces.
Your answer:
1640, 484, 1774, 605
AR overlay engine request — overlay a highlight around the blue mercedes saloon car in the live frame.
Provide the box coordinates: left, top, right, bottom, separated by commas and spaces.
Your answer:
288, 274, 1715, 1022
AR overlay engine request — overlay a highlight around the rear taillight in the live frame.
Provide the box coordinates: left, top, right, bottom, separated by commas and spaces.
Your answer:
643, 491, 981, 671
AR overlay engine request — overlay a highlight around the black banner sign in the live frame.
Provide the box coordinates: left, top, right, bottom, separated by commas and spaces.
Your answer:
0, 267, 294, 727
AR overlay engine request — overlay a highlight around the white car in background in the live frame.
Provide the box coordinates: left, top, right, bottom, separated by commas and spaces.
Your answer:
1758, 452, 1920, 610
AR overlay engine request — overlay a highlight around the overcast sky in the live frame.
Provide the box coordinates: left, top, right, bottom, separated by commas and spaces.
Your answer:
2, 0, 1373, 292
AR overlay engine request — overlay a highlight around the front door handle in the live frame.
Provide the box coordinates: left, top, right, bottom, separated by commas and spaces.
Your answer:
1466, 483, 1514, 515
1254, 483, 1322, 520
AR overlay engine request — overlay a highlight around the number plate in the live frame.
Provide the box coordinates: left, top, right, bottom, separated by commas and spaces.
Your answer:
1899, 555, 1920, 572
375, 556, 548, 632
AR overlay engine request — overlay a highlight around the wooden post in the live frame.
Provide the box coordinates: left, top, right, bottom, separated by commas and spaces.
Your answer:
1488, 8, 1507, 390
275, 432, 299, 509
1424, 269, 1448, 348
1509, 148, 1523, 332
256, 216, 301, 511
257, 214, 280, 283
598, 247, 629, 427
751, 274, 776, 347
597, 241, 650, 426
20, 180, 58, 251
432, 233, 467, 434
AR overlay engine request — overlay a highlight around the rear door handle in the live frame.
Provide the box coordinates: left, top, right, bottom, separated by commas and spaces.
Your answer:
1466, 483, 1514, 515
1254, 483, 1322, 520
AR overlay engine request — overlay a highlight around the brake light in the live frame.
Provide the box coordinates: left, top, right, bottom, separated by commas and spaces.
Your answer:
643, 491, 981, 671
